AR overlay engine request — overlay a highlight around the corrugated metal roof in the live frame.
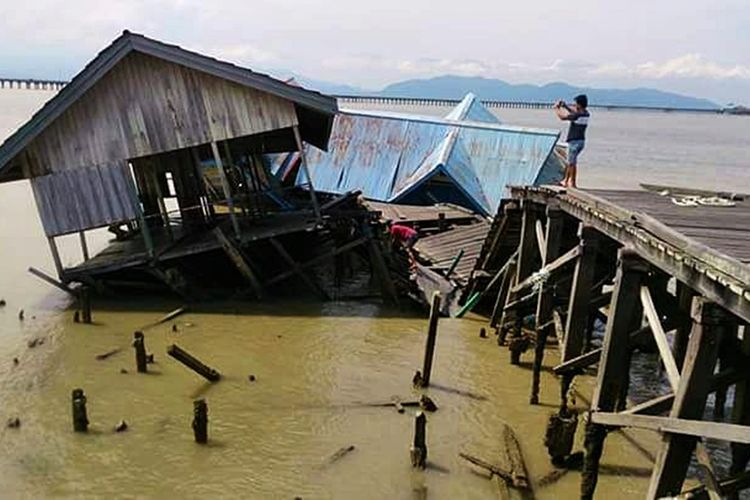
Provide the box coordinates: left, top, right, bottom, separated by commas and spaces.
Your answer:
0, 31, 338, 181
414, 221, 491, 286
287, 95, 560, 216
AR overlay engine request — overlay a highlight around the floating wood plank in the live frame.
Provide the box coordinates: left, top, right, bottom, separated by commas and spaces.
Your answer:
458, 452, 514, 484
139, 306, 188, 330
167, 344, 221, 382
213, 227, 263, 298
503, 425, 530, 490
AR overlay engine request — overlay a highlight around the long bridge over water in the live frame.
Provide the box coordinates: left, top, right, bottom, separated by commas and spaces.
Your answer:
337, 94, 722, 114
0, 78, 723, 114
0, 77, 67, 91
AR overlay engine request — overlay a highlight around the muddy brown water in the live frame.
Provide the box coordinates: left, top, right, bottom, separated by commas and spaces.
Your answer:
0, 89, 725, 499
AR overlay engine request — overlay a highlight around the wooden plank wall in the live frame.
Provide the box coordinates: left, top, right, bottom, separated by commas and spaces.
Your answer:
30, 161, 137, 236
20, 52, 298, 177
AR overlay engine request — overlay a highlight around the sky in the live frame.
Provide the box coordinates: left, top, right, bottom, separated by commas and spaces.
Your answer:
0, 0, 748, 105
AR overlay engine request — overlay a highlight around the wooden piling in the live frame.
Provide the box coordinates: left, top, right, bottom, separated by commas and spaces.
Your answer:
71, 388, 89, 432
133, 331, 148, 373
420, 291, 441, 387
581, 249, 648, 500
192, 399, 208, 444
167, 344, 221, 382
410, 411, 427, 468
79, 286, 92, 324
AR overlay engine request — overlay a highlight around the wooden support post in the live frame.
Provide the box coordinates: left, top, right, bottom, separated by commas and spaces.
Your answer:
213, 227, 263, 299
192, 399, 208, 444
363, 224, 399, 305
421, 292, 441, 387
674, 282, 696, 368
133, 331, 148, 373
210, 141, 241, 239
531, 206, 563, 404
641, 286, 681, 392
646, 299, 731, 499
125, 161, 155, 258
149, 167, 173, 240
561, 225, 599, 363
79, 286, 92, 324
167, 344, 221, 382
293, 125, 321, 221
490, 258, 517, 332
79, 231, 89, 261
581, 249, 648, 500
515, 202, 539, 285
71, 388, 89, 432
47, 236, 64, 279
731, 324, 750, 478
410, 411, 427, 468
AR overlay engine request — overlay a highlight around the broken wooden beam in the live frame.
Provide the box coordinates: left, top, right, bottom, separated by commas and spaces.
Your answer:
213, 227, 263, 299
503, 424, 530, 490
410, 411, 427, 468
511, 245, 582, 296
133, 331, 148, 373
28, 267, 77, 296
269, 237, 329, 300
420, 291, 441, 387
192, 398, 208, 443
71, 388, 89, 433
458, 452, 514, 483
167, 344, 221, 382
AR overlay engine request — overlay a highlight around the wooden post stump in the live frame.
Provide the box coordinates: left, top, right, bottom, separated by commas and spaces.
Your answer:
545, 409, 579, 466
133, 331, 147, 373
420, 292, 441, 387
410, 411, 427, 468
192, 399, 208, 444
80, 286, 92, 324
71, 388, 89, 432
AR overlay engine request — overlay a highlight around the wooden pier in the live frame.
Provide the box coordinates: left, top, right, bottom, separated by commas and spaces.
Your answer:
472, 185, 750, 498
0, 78, 67, 91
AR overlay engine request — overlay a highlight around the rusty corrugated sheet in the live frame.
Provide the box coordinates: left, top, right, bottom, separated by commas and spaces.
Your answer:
289, 94, 560, 216
414, 221, 491, 286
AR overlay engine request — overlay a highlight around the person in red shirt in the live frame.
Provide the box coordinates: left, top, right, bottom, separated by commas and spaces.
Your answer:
389, 222, 419, 269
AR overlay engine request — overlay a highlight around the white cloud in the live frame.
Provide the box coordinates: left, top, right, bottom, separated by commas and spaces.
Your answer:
593, 54, 750, 80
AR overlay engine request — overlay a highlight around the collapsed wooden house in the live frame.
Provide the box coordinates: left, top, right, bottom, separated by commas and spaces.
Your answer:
0, 31, 397, 297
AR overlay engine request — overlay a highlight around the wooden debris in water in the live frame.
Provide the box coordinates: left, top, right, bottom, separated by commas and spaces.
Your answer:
479, 327, 487, 338
192, 399, 208, 444
412, 370, 423, 387
392, 396, 405, 413
0, 298, 5, 307
458, 452, 514, 484
95, 348, 121, 361
502, 424, 530, 490
6, 417, 20, 428
544, 409, 579, 465
327, 445, 356, 464
18, 309, 24, 321
27, 337, 44, 348
79, 286, 92, 324
410, 411, 427, 468
140, 306, 188, 330
114, 420, 128, 432
167, 344, 221, 382
71, 388, 88, 433
419, 395, 438, 412
133, 332, 148, 373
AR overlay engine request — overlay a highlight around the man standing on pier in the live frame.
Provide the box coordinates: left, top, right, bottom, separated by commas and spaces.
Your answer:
554, 94, 590, 188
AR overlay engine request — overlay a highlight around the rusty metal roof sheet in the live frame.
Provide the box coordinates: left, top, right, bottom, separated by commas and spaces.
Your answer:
290, 95, 560, 215
414, 221, 491, 286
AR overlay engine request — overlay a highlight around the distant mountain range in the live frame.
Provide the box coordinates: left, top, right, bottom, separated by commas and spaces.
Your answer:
295, 74, 719, 110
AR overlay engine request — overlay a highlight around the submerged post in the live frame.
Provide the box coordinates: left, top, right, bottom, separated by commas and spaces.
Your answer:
410, 411, 427, 468
79, 286, 92, 324
71, 388, 89, 432
133, 331, 148, 373
192, 399, 208, 444
421, 291, 441, 387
